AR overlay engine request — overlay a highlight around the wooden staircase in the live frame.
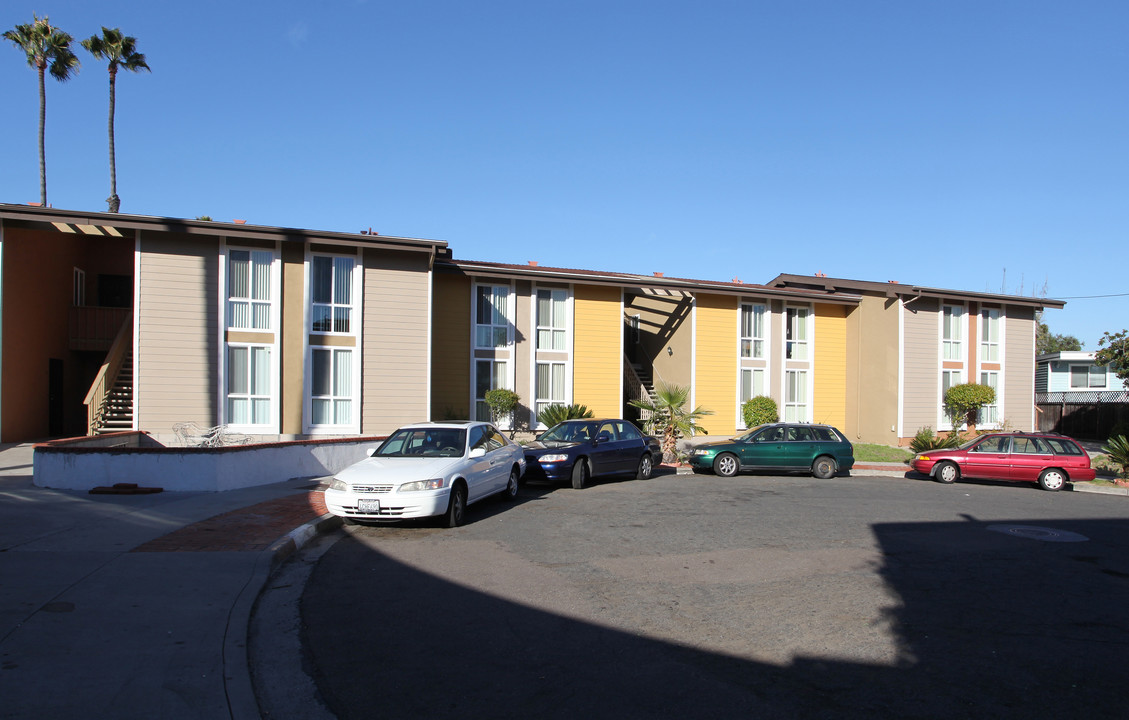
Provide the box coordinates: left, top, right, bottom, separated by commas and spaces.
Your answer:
96, 352, 134, 434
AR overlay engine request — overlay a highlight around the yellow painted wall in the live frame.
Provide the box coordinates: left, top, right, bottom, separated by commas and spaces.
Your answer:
814, 303, 847, 429
573, 285, 622, 418
694, 294, 738, 436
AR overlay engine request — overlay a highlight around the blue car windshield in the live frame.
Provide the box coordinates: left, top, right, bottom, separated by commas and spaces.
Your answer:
539, 422, 596, 446
376, 428, 467, 457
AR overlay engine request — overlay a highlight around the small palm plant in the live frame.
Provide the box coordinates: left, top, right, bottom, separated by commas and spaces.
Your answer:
537, 403, 593, 428
630, 382, 713, 463
1101, 434, 1129, 479
909, 427, 963, 454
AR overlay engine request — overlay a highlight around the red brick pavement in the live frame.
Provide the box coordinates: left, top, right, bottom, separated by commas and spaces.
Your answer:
132, 491, 330, 553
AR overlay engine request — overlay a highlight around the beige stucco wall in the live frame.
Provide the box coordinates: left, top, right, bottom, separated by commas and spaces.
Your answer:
1003, 305, 1036, 431
280, 243, 306, 435
136, 232, 219, 436
430, 273, 471, 419
844, 295, 902, 444
901, 297, 942, 435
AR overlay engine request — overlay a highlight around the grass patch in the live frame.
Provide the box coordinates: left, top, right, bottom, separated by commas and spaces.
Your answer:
854, 443, 914, 463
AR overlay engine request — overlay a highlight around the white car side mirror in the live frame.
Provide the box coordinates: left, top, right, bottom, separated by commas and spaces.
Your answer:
469, 447, 486, 458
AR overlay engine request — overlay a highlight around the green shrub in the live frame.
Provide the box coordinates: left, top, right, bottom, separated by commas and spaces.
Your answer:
909, 426, 963, 453
484, 389, 520, 426
944, 383, 996, 429
537, 403, 594, 427
742, 395, 779, 428
1101, 434, 1129, 478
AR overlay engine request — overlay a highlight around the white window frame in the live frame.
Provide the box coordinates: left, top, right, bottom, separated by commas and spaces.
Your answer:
738, 367, 766, 428
535, 288, 568, 351
784, 370, 809, 423
941, 368, 964, 429
534, 361, 568, 421
73, 267, 86, 307
226, 248, 275, 331
474, 358, 512, 425
942, 304, 964, 361
1070, 364, 1107, 389
225, 343, 274, 428
980, 308, 1000, 362
785, 306, 809, 361
305, 346, 361, 433
474, 284, 512, 349
740, 303, 767, 359
309, 253, 359, 335
220, 243, 281, 432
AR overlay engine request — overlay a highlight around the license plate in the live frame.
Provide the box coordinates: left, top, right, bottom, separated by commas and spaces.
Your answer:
357, 499, 380, 513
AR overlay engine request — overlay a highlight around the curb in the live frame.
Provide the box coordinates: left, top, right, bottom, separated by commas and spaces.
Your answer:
226, 512, 344, 720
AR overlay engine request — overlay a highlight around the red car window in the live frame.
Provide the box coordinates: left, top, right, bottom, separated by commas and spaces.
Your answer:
1044, 438, 1084, 456
1012, 436, 1049, 454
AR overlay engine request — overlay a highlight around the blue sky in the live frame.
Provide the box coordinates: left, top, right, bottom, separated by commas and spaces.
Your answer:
2, 1, 1126, 348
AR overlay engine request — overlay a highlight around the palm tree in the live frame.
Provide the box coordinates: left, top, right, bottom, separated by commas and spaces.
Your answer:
82, 28, 149, 213
630, 382, 713, 463
4, 15, 80, 206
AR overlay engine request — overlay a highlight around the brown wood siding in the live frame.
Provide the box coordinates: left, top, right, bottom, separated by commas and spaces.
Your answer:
361, 249, 431, 433
1003, 306, 1036, 431
902, 297, 940, 432
137, 232, 219, 434
431, 273, 471, 419
280, 243, 306, 434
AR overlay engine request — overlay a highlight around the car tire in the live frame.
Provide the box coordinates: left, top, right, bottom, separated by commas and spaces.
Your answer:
812, 456, 836, 479
502, 466, 520, 501
935, 461, 959, 484
1038, 468, 1066, 492
714, 453, 739, 477
571, 459, 590, 489
444, 483, 467, 528
636, 453, 653, 480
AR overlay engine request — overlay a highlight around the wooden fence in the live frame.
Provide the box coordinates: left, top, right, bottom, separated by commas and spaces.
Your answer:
1035, 392, 1129, 440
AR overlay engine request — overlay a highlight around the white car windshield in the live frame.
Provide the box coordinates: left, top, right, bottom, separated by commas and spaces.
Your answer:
376, 428, 467, 457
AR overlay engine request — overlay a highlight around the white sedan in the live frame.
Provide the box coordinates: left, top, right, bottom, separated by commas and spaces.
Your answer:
325, 421, 525, 527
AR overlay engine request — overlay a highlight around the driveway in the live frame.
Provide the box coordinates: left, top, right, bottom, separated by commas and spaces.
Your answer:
269, 472, 1129, 718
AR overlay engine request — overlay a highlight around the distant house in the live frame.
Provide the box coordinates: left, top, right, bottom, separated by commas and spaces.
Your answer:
1036, 351, 1129, 397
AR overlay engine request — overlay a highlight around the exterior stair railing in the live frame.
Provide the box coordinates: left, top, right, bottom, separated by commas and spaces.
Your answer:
624, 357, 654, 424
84, 312, 133, 435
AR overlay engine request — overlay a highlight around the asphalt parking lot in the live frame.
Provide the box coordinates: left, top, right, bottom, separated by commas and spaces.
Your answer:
255, 471, 1129, 719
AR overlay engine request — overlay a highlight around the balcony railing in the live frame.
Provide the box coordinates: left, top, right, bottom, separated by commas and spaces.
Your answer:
70, 306, 131, 352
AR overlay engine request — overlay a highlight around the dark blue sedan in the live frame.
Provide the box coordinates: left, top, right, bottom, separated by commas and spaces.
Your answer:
523, 419, 661, 489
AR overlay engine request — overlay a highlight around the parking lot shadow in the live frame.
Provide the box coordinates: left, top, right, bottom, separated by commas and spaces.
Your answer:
301, 515, 1129, 719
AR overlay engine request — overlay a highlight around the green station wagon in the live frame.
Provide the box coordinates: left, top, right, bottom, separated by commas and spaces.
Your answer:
688, 423, 855, 478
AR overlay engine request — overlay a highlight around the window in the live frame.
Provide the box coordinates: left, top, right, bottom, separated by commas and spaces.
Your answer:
785, 307, 808, 360
740, 368, 765, 404
227, 345, 271, 425
615, 422, 642, 441
980, 371, 999, 425
942, 305, 963, 361
630, 314, 641, 344
1070, 365, 1107, 389
786, 426, 814, 442
536, 289, 567, 350
784, 370, 808, 422
535, 362, 566, 420
228, 249, 273, 330
73, 268, 85, 307
980, 308, 1000, 362
311, 255, 355, 333
475, 359, 509, 422
310, 348, 353, 426
475, 285, 510, 348
1012, 436, 1050, 454
741, 304, 766, 358
1045, 438, 1083, 456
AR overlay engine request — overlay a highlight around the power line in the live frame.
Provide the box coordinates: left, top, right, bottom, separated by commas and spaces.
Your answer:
1055, 292, 1129, 299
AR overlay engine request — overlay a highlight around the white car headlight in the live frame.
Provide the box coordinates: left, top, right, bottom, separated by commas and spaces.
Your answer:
692, 449, 710, 456
328, 478, 348, 492
399, 478, 446, 492
538, 454, 569, 463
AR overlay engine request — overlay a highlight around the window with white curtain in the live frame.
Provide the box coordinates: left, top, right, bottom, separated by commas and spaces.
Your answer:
979, 371, 999, 425
311, 255, 355, 333
536, 289, 567, 350
535, 362, 566, 419
942, 305, 963, 361
310, 347, 353, 426
227, 345, 272, 425
980, 308, 1000, 362
228, 249, 273, 330
785, 307, 808, 360
740, 368, 765, 404
475, 285, 510, 348
784, 370, 808, 422
741, 304, 766, 358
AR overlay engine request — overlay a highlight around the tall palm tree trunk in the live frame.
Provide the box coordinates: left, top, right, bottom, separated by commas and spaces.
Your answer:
37, 62, 46, 205
107, 66, 118, 212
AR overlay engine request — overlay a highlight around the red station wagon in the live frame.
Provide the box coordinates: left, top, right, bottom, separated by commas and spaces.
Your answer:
911, 432, 1096, 491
